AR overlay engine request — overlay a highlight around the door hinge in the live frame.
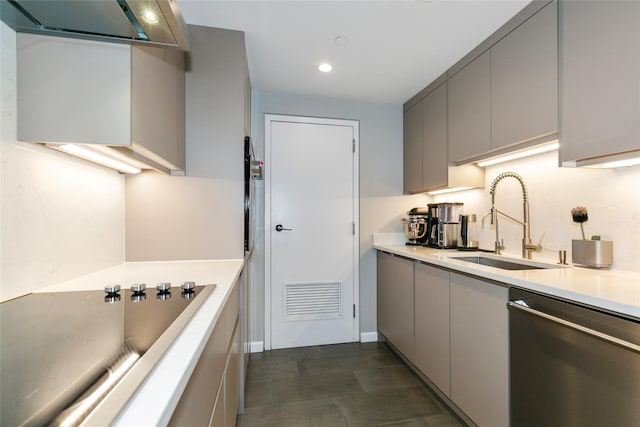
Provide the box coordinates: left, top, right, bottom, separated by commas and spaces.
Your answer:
352, 139, 356, 153
353, 304, 356, 318
352, 222, 356, 235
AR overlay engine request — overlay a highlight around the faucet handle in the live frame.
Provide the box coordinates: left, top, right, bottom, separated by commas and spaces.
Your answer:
526, 232, 545, 252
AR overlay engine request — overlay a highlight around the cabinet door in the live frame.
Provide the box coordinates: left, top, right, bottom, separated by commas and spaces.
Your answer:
450, 273, 508, 427
131, 46, 186, 170
448, 51, 491, 163
414, 263, 450, 397
224, 321, 240, 427
421, 83, 448, 190
377, 252, 414, 361
491, 1, 558, 150
168, 317, 226, 427
403, 102, 423, 194
16, 33, 131, 146
560, 0, 640, 163
169, 281, 239, 426
210, 380, 226, 427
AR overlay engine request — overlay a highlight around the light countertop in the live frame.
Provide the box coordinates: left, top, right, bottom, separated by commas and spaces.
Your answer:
36, 259, 245, 427
374, 234, 639, 320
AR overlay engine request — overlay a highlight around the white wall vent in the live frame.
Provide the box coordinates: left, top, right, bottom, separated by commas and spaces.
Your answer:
283, 281, 342, 321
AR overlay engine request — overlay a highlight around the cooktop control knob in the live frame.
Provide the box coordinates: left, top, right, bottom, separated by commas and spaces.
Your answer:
156, 282, 171, 292
104, 285, 121, 303
105, 284, 121, 294
181, 281, 195, 291
181, 281, 196, 299
131, 283, 146, 293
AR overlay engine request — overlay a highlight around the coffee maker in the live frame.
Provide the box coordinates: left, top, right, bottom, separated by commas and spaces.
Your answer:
425, 204, 440, 248
436, 202, 464, 249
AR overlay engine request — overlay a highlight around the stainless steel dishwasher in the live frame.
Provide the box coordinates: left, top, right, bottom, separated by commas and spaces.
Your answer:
508, 288, 640, 427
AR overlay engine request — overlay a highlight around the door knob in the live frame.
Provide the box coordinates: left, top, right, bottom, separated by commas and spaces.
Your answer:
275, 224, 292, 232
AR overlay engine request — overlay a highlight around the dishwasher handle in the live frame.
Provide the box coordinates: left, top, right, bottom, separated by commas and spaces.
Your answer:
507, 300, 640, 354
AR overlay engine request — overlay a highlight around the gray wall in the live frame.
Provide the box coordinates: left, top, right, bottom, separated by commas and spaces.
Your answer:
251, 90, 426, 345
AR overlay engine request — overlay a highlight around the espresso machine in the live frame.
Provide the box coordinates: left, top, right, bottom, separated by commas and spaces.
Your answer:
436, 202, 464, 249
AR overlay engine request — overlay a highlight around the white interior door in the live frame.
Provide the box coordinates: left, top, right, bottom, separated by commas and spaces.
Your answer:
266, 115, 359, 350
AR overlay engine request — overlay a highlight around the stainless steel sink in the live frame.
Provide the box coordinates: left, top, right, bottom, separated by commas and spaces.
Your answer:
450, 256, 561, 271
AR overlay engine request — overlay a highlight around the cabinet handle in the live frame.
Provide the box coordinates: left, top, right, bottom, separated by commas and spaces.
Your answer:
507, 300, 640, 354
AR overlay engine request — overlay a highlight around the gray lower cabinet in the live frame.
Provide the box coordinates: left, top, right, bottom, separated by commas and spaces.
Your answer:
377, 251, 414, 361
491, 0, 558, 151
224, 323, 241, 427
169, 281, 240, 427
560, 0, 640, 164
450, 273, 509, 427
377, 252, 510, 427
447, 51, 491, 164
413, 262, 450, 397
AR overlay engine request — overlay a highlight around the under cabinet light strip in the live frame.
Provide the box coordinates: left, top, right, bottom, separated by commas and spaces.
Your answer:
593, 157, 640, 168
477, 141, 560, 167
428, 186, 473, 196
55, 144, 141, 174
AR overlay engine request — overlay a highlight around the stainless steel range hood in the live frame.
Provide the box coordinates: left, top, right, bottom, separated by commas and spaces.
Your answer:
1, 0, 189, 50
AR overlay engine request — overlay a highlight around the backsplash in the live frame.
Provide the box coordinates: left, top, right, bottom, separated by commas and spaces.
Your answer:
1, 23, 125, 301
430, 151, 640, 272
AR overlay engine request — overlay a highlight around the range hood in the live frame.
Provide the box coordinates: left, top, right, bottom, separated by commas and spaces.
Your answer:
1, 0, 189, 50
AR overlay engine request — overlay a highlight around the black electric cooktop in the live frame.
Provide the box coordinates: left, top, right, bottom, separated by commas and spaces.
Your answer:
0, 284, 208, 427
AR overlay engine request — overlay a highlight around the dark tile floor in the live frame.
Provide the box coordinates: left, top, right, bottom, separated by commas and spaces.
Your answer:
237, 342, 464, 427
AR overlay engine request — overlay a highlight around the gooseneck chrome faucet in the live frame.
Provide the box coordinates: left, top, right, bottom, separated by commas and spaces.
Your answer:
485, 172, 542, 259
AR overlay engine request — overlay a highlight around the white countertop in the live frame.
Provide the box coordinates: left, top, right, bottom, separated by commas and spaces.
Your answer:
374, 237, 640, 320
37, 259, 245, 427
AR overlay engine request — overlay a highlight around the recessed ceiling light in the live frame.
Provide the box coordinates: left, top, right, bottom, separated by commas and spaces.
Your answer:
318, 63, 333, 73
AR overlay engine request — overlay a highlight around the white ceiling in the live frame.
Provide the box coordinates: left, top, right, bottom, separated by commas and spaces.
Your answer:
176, 1, 531, 104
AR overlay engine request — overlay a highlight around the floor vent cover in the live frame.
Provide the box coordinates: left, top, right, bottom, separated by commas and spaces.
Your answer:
283, 281, 342, 321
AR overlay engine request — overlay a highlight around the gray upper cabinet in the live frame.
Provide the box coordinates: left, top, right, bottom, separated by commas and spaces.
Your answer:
131, 46, 186, 170
447, 51, 491, 164
403, 102, 423, 194
404, 82, 454, 193
17, 33, 186, 172
421, 83, 448, 190
446, 1, 558, 165
491, 1, 558, 151
404, 77, 484, 194
560, 0, 640, 165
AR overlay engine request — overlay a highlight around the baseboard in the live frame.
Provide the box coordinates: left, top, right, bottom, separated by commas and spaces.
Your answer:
360, 331, 380, 343
250, 335, 379, 351
249, 341, 264, 353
